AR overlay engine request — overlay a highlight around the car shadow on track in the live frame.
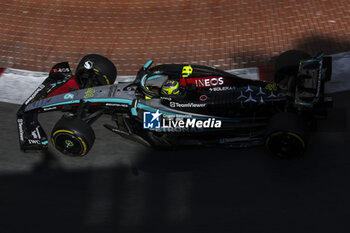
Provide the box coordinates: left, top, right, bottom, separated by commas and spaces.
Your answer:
1, 91, 350, 233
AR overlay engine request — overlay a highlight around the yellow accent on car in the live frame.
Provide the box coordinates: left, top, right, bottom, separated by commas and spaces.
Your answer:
265, 83, 277, 91
145, 86, 151, 99
182, 66, 193, 78
84, 88, 95, 98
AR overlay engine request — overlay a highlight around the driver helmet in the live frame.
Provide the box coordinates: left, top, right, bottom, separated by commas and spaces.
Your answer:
161, 80, 181, 95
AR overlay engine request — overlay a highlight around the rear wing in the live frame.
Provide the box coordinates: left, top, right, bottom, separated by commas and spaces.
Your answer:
295, 53, 332, 108
16, 62, 77, 152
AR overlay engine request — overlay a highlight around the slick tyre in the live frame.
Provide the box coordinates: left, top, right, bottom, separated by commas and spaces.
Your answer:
265, 112, 308, 159
275, 50, 311, 84
51, 115, 95, 156
75, 54, 117, 88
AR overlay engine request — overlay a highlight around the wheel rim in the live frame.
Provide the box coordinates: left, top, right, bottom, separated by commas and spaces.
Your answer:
53, 132, 86, 156
266, 132, 305, 158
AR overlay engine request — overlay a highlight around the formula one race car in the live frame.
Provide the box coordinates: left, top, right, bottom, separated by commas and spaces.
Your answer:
17, 51, 333, 159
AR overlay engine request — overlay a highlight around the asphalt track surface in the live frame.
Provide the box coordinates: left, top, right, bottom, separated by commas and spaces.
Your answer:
0, 90, 349, 232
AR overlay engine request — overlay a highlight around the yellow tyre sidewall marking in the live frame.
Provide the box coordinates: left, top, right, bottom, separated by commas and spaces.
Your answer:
93, 68, 110, 85
103, 75, 110, 85
52, 130, 87, 156
286, 132, 305, 149
265, 131, 305, 151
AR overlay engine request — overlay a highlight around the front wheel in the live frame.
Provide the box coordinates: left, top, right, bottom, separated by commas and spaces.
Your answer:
51, 115, 95, 156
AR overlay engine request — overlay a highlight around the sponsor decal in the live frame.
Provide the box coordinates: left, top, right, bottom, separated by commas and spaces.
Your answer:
84, 61, 93, 70
244, 93, 257, 103
160, 96, 172, 101
194, 77, 224, 88
257, 87, 266, 95
43, 107, 57, 111
169, 102, 206, 108
237, 91, 247, 100
24, 84, 45, 105
84, 88, 95, 98
43, 106, 57, 111
28, 139, 41, 145
143, 110, 221, 130
209, 86, 234, 92
268, 91, 276, 98
106, 103, 129, 107
31, 127, 41, 139
17, 119, 24, 141
199, 95, 207, 101
245, 84, 253, 93
46, 84, 57, 93
265, 83, 277, 91
64, 93, 74, 100
51, 68, 70, 73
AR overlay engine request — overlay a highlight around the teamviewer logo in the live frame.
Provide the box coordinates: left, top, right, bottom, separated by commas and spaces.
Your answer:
143, 110, 162, 129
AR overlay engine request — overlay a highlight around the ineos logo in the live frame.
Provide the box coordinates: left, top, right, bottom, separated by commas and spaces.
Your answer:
195, 77, 224, 87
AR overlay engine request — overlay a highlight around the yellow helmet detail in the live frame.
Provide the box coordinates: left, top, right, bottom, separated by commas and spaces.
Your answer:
161, 80, 180, 95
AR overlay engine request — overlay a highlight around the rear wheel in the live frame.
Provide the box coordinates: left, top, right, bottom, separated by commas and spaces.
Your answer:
75, 54, 117, 89
51, 115, 95, 156
275, 50, 311, 87
265, 112, 307, 159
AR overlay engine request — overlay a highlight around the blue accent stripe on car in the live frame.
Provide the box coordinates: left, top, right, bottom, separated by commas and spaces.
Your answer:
42, 98, 133, 108
140, 74, 147, 86
88, 98, 133, 105
148, 75, 165, 81
136, 103, 204, 118
136, 103, 240, 122
43, 100, 80, 108
131, 108, 137, 116
143, 60, 153, 69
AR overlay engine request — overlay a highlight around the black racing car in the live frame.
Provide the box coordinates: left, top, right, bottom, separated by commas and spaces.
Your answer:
16, 51, 333, 159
